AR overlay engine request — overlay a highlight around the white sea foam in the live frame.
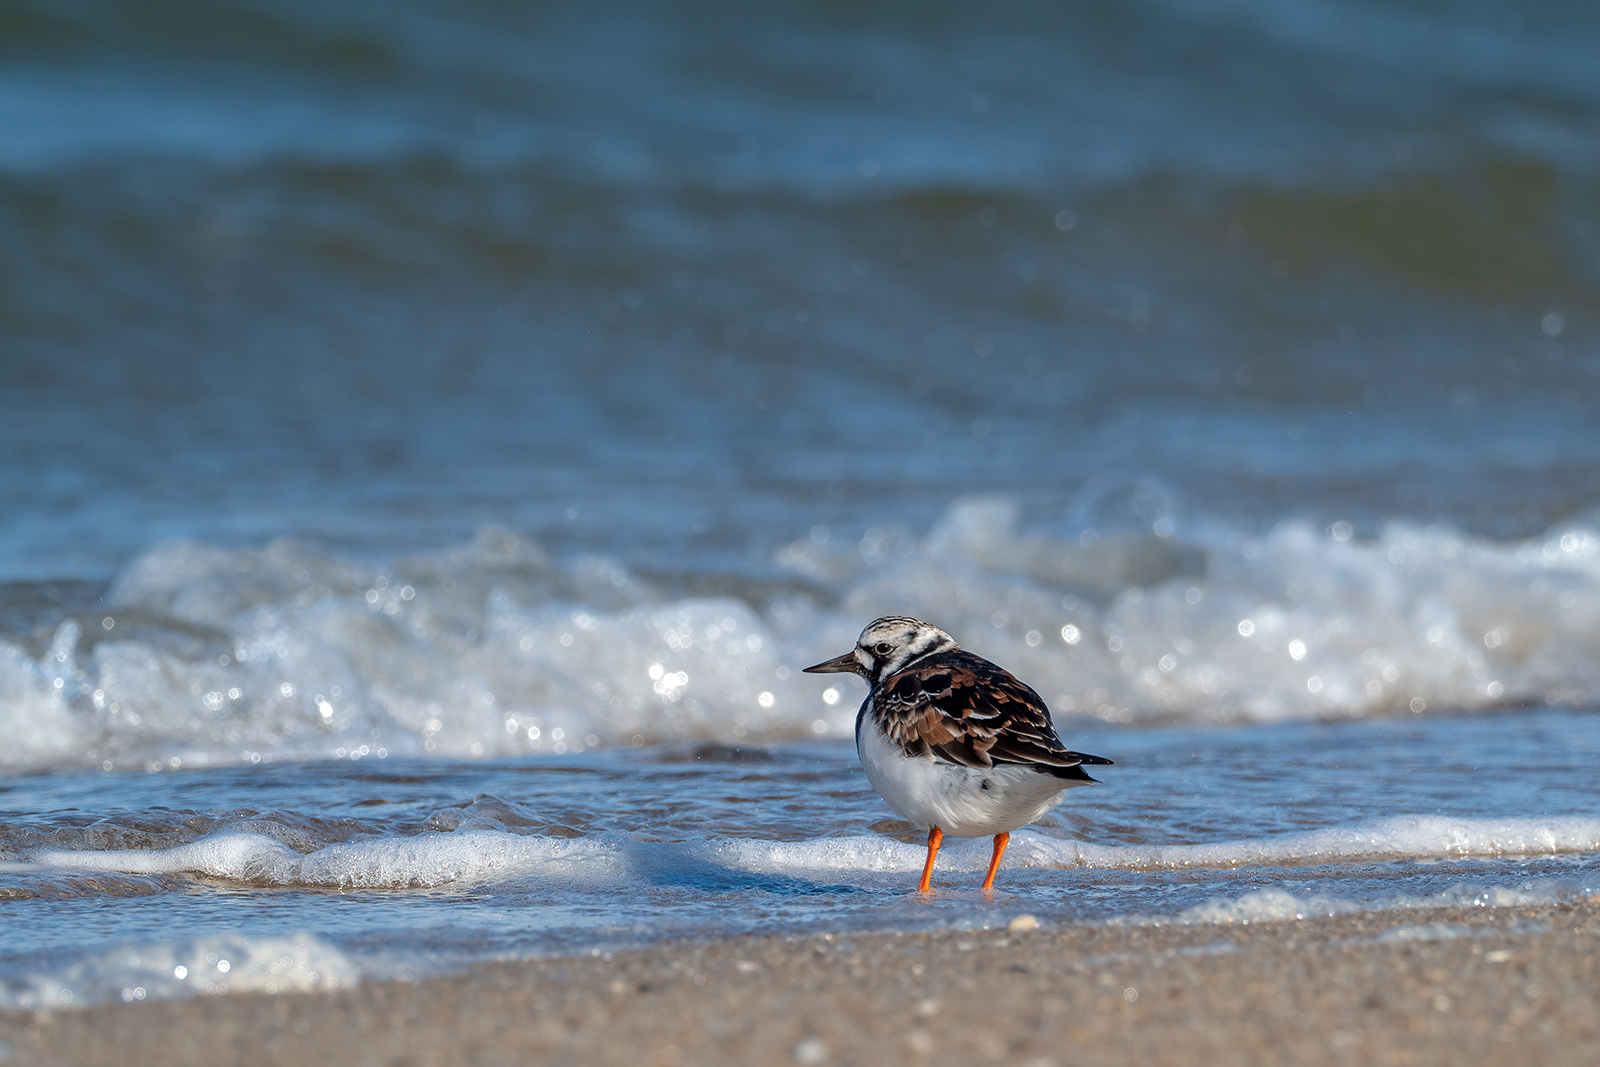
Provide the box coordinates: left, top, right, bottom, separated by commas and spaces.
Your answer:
30, 815, 1593, 901
1027, 816, 1600, 871
702, 835, 918, 876
30, 830, 625, 890
709, 816, 1600, 878
1163, 873, 1597, 928
0, 933, 362, 1011
5, 500, 1600, 767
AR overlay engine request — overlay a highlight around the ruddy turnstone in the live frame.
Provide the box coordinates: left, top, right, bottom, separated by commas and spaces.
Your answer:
805, 616, 1111, 894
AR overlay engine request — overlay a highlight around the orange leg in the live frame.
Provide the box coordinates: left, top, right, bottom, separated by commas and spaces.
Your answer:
917, 826, 943, 893
981, 831, 1010, 894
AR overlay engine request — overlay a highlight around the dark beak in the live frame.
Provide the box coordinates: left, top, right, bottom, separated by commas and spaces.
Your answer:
803, 651, 860, 675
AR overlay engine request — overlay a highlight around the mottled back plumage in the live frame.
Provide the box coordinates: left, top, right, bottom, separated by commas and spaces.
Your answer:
877, 650, 1108, 780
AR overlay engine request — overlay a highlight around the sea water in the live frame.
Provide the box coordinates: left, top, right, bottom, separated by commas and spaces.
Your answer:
4, 710, 1599, 1010
3, 0, 1600, 1010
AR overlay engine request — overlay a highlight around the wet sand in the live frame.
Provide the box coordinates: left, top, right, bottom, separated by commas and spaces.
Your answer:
5, 900, 1598, 1067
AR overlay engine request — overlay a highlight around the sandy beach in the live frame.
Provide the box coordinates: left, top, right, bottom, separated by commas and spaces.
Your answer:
6, 898, 1597, 1067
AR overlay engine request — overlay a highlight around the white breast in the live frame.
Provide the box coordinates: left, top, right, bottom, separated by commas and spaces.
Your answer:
855, 709, 1087, 838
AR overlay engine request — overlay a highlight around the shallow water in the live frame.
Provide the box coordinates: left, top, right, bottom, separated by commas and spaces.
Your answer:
3, 0, 1600, 1012
4, 709, 1597, 1008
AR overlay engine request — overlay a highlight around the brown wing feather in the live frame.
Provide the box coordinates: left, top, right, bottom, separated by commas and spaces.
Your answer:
873, 650, 1111, 774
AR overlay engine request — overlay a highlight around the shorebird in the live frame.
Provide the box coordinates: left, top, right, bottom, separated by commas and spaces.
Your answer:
806, 615, 1111, 893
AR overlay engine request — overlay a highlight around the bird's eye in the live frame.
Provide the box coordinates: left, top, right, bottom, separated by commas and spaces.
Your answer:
875, 642, 892, 655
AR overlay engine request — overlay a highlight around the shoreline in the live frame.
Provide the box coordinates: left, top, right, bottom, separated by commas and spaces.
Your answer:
5, 899, 1598, 1066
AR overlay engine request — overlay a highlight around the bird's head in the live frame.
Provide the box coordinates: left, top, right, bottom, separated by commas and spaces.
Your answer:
802, 616, 958, 687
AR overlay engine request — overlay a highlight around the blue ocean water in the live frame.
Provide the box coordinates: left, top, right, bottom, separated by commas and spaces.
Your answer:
2, 0, 1600, 1009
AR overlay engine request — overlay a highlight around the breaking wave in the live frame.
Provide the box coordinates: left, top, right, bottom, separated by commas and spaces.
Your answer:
4, 496, 1600, 768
